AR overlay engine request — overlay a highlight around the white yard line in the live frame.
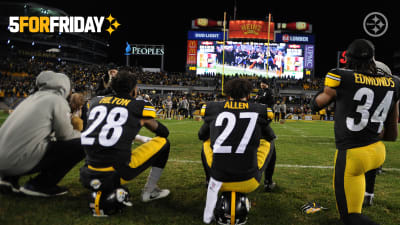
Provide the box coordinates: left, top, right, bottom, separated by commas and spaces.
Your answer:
168, 159, 400, 172
278, 134, 333, 138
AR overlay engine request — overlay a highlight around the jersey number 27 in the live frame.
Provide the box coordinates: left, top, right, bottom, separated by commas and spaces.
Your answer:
213, 112, 258, 154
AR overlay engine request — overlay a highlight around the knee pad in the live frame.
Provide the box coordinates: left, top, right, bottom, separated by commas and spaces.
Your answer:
89, 186, 132, 217
214, 192, 251, 225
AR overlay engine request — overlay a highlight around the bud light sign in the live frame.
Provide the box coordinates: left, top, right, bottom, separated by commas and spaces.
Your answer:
188, 31, 224, 41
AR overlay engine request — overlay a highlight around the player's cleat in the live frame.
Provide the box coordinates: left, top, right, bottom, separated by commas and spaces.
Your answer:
141, 186, 170, 202
300, 201, 328, 214
264, 180, 276, 192
20, 182, 68, 197
0, 176, 20, 194
363, 193, 374, 207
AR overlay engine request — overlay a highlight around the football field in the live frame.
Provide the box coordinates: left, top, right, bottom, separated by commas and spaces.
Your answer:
1, 113, 400, 225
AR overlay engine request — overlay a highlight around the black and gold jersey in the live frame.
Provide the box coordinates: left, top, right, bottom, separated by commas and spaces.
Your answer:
81, 94, 156, 167
325, 68, 400, 150
199, 100, 271, 181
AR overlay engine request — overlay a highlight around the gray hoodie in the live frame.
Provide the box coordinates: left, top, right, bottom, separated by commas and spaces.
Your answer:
0, 71, 80, 176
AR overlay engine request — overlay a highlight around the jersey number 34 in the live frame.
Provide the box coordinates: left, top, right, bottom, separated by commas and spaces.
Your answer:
346, 87, 393, 133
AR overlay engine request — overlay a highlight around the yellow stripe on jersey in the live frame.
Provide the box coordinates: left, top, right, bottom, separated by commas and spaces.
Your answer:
325, 72, 341, 88
200, 104, 207, 116
327, 72, 341, 79
142, 106, 156, 118
267, 108, 274, 119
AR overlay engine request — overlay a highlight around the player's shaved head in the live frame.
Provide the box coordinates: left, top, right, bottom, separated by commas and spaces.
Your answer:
224, 78, 252, 100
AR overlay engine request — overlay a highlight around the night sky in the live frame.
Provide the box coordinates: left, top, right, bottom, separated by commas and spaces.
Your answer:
29, 1, 400, 76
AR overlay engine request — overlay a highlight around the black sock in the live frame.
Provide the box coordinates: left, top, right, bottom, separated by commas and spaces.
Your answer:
264, 149, 276, 184
365, 169, 377, 194
343, 213, 380, 225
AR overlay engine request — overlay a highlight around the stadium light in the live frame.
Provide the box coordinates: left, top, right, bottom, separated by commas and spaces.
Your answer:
46, 48, 60, 53
7, 40, 10, 44
32, 41, 35, 46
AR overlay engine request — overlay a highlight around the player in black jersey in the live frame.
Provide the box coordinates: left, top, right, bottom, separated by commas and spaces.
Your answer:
255, 78, 277, 191
80, 71, 171, 216
363, 60, 395, 207
198, 78, 275, 223
311, 39, 399, 225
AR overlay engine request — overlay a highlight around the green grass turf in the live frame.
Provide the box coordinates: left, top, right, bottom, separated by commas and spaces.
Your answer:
0, 115, 400, 225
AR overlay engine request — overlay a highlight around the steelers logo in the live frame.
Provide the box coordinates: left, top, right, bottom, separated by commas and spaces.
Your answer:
105, 14, 121, 35
363, 12, 388, 38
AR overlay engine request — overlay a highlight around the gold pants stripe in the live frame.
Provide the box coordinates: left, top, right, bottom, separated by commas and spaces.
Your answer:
129, 136, 166, 168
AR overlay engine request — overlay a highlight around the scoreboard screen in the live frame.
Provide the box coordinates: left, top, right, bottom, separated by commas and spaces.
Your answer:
195, 41, 314, 79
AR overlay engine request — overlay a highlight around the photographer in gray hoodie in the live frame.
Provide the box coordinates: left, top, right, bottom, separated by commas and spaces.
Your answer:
0, 71, 84, 197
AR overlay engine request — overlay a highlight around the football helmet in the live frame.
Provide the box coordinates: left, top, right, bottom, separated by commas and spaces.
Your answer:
89, 186, 132, 217
214, 192, 250, 225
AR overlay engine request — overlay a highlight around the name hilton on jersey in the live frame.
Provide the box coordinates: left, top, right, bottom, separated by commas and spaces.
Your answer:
354, 73, 395, 87
99, 96, 131, 106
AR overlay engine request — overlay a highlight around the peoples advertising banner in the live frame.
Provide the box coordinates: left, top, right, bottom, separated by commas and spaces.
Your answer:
228, 20, 274, 40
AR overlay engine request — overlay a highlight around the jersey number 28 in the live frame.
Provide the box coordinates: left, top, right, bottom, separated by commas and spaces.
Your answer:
81, 105, 128, 147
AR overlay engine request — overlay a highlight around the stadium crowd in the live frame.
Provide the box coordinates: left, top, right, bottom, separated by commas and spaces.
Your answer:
0, 57, 322, 118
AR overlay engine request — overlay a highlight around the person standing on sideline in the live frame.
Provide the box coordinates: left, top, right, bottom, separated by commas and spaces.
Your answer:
273, 101, 281, 123
280, 101, 287, 121
256, 78, 277, 191
179, 96, 189, 118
